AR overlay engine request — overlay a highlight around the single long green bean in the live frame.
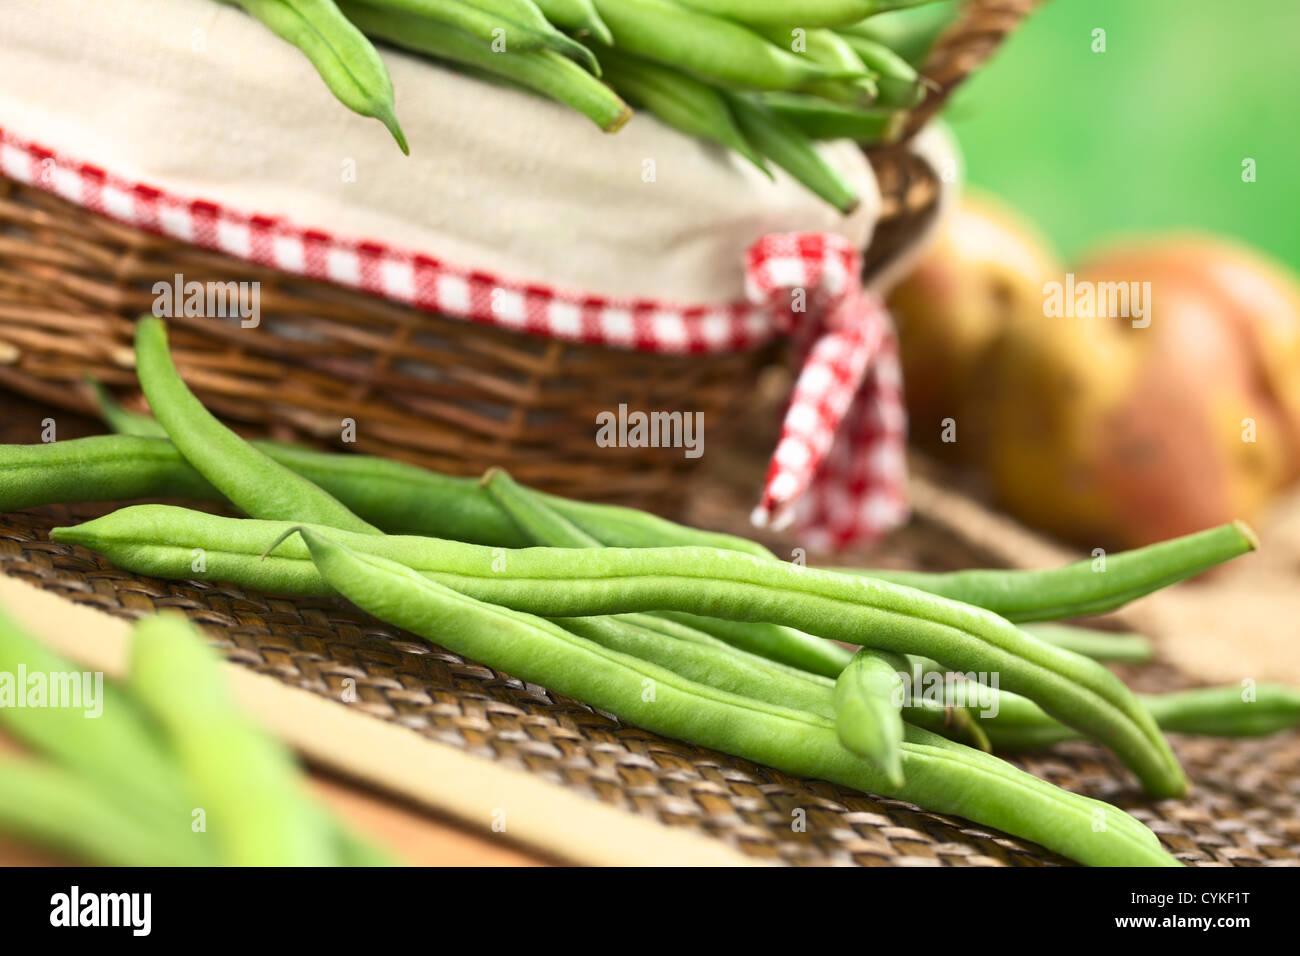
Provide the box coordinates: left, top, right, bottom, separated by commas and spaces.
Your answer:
128, 614, 336, 866
231, 0, 408, 152
285, 527, 1178, 866
134, 317, 379, 535
834, 648, 907, 786
54, 505, 1185, 796
726, 94, 861, 214
850, 523, 1259, 622
88, 379, 168, 438
0, 758, 207, 867
760, 93, 901, 142
591, 0, 864, 91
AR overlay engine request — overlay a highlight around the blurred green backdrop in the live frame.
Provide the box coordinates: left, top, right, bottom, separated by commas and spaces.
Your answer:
945, 0, 1300, 269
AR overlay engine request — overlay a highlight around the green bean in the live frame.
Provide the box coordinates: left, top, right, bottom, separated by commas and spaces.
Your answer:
361, 0, 601, 73
964, 684, 1300, 751
834, 648, 906, 785
840, 0, 959, 66
591, 0, 865, 92
128, 613, 336, 866
0, 758, 206, 867
79, 384, 782, 556
594, 45, 770, 174
902, 696, 991, 751
134, 317, 379, 535
0, 432, 766, 554
757, 26, 878, 105
1022, 623, 1153, 663
281, 527, 1178, 866
0, 604, 192, 820
900, 658, 1300, 749
838, 32, 926, 107
759, 93, 901, 142
55, 506, 1185, 796
231, 0, 408, 153
88, 379, 168, 439
534, 0, 612, 43
671, 0, 922, 28
653, 611, 854, 677
557, 615, 836, 717
342, 2, 630, 131
852, 523, 1259, 622
726, 94, 861, 214
484, 467, 850, 676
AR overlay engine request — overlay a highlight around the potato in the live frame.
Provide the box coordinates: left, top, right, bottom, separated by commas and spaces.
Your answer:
980, 237, 1300, 547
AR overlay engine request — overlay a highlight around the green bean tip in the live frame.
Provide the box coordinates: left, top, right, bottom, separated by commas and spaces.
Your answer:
1232, 519, 1260, 552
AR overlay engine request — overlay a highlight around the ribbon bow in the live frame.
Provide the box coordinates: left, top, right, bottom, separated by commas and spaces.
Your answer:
745, 233, 908, 551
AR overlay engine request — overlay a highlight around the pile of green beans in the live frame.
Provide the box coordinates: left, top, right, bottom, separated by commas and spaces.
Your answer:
217, 0, 947, 210
0, 603, 392, 866
284, 527, 1180, 867
5, 316, 1291, 866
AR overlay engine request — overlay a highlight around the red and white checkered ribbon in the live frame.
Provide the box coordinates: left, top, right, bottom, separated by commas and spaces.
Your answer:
745, 234, 908, 549
0, 128, 908, 548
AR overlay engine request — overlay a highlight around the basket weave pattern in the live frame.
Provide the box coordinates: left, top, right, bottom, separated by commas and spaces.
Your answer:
2, 499, 1297, 867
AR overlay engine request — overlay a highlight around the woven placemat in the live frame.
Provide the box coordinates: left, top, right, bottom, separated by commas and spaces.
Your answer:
2, 496, 1298, 866
2, 399, 1298, 865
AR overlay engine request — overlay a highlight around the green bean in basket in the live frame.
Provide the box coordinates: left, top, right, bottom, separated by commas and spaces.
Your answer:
341, 1, 631, 131
353, 0, 601, 72
591, 0, 869, 92
837, 31, 927, 107
756, 25, 879, 105
672, 0, 938, 29
228, 0, 408, 152
760, 93, 902, 143
726, 93, 863, 214
594, 45, 771, 174
54, 504, 1186, 798
277, 525, 1179, 866
532, 0, 613, 43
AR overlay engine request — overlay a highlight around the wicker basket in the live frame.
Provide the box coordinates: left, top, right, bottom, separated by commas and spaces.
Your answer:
0, 0, 1038, 512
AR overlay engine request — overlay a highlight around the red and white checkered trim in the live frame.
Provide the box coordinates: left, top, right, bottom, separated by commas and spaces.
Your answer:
0, 128, 907, 547
746, 234, 908, 549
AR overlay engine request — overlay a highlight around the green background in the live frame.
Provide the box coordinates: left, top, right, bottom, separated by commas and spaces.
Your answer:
945, 0, 1300, 270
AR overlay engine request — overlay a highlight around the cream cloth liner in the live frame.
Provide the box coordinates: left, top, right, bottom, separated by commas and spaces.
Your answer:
0, 573, 761, 866
1, 0, 954, 306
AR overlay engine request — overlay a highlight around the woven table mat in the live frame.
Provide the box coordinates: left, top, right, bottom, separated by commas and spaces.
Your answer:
3, 399, 1299, 866
3, 498, 1298, 866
